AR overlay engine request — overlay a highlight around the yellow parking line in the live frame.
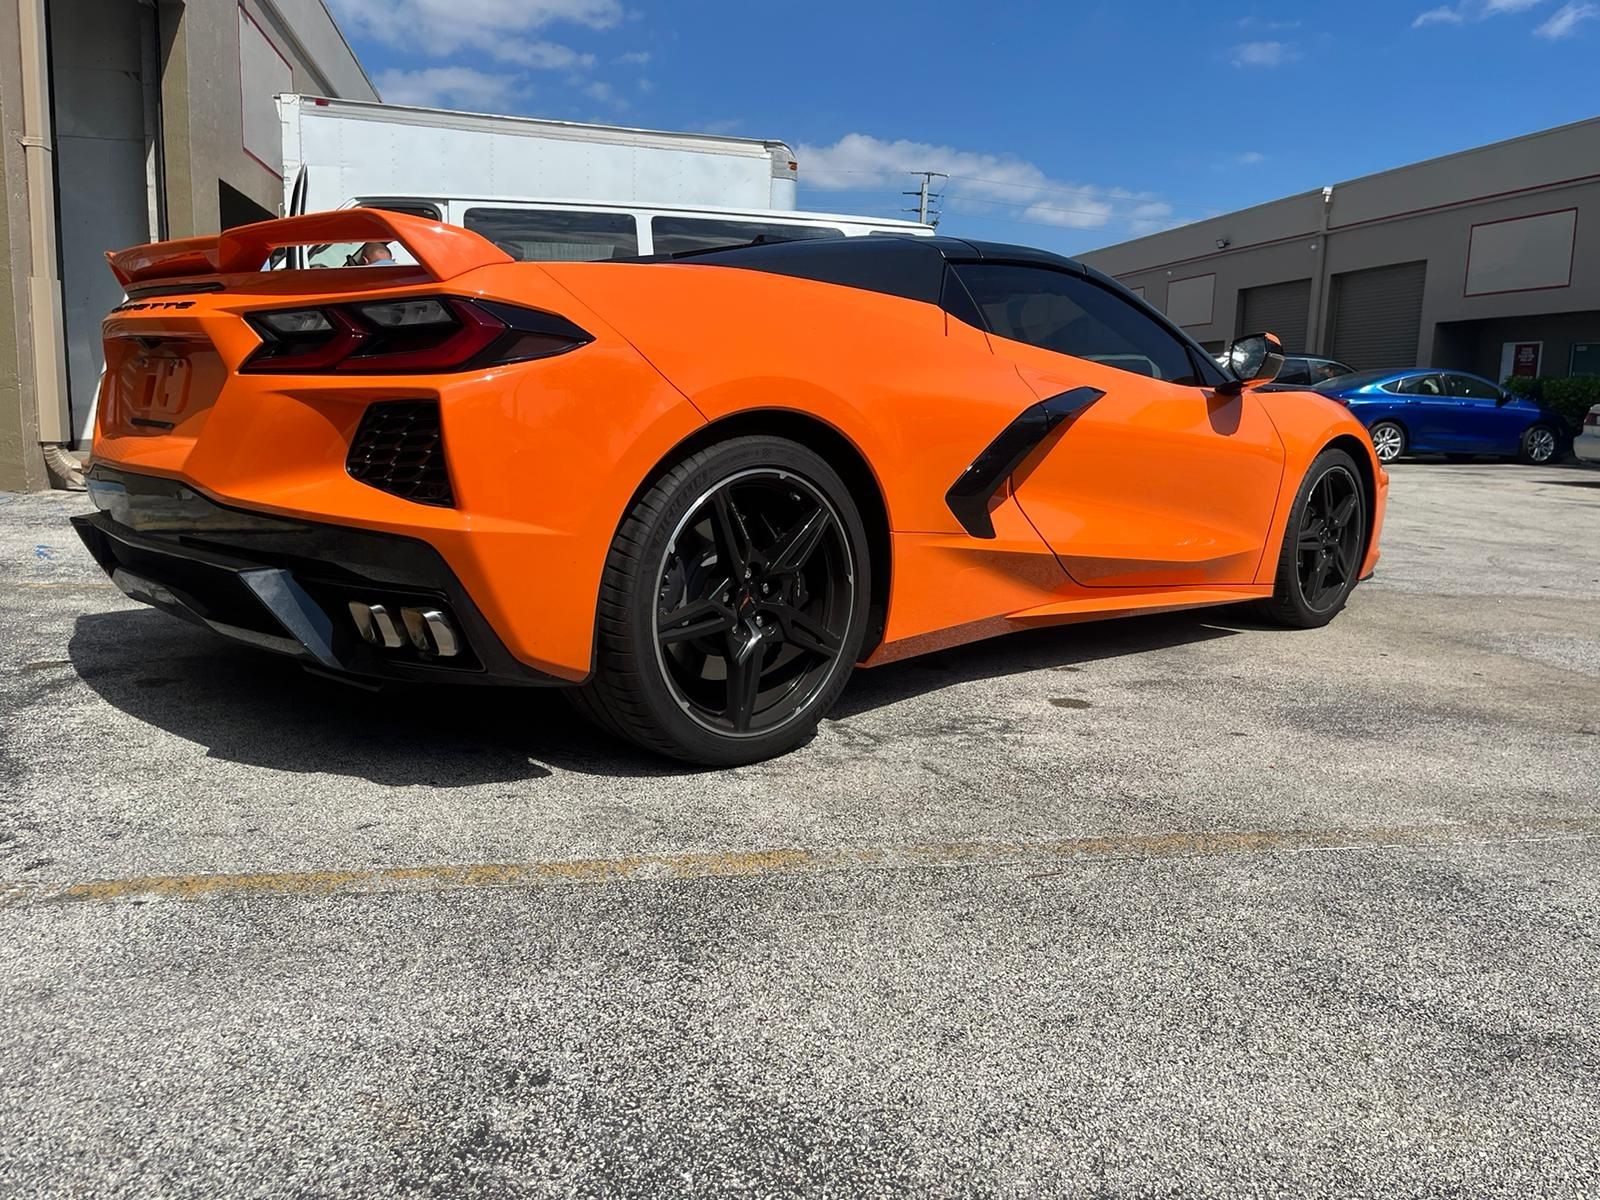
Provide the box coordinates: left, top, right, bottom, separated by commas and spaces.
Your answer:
5, 817, 1599, 910
7, 580, 117, 590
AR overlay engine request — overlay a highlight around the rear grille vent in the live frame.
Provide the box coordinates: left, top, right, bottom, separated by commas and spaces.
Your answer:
346, 401, 454, 507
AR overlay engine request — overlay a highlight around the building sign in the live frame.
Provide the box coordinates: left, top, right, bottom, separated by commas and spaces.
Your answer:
1510, 342, 1542, 377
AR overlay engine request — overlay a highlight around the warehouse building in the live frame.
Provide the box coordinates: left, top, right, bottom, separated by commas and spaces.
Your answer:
0, 0, 376, 490
1080, 118, 1600, 388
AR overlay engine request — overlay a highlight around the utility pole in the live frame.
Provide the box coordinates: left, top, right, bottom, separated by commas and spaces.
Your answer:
903, 172, 947, 227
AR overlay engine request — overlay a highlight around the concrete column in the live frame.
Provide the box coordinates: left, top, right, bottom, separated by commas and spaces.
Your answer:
0, 0, 51, 489
1304, 187, 1334, 356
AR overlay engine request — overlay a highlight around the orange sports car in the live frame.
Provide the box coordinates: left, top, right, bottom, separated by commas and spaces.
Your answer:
75, 210, 1386, 764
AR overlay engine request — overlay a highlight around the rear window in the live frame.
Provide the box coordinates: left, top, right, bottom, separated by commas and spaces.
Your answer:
651, 216, 843, 256
463, 208, 638, 262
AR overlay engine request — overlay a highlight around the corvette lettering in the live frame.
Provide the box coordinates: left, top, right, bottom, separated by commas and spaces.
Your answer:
111, 300, 196, 313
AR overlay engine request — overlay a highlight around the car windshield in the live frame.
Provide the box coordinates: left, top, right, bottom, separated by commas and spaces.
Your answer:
1313, 369, 1394, 392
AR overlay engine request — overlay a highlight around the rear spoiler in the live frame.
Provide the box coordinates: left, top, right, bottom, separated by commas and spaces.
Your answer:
106, 210, 513, 288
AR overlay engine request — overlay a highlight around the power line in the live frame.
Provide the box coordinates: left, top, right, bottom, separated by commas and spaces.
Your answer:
902, 171, 947, 226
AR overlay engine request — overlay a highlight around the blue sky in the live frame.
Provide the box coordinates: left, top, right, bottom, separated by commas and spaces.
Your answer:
329, 0, 1600, 255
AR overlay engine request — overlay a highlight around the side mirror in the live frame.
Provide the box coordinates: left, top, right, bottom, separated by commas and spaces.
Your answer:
1219, 332, 1285, 394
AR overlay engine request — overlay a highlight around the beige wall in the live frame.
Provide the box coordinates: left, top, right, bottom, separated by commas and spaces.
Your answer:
0, 0, 46, 490
0, 0, 375, 490
161, 0, 378, 237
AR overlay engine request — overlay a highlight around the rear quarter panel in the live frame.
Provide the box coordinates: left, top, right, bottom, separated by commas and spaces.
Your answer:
540, 261, 1043, 536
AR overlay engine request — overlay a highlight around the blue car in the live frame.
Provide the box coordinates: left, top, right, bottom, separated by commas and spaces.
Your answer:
1308, 369, 1569, 465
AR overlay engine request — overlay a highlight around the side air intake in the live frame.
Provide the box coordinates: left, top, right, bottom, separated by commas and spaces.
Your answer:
346, 400, 454, 507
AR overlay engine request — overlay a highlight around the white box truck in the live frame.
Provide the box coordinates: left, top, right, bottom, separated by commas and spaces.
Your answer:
279, 95, 802, 217
274, 96, 931, 268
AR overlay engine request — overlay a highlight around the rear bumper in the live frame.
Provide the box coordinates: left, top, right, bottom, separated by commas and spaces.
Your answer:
72, 466, 567, 687
1575, 432, 1600, 464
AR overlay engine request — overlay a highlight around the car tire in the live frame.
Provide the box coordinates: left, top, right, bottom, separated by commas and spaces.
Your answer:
572, 436, 872, 766
1518, 424, 1559, 465
1255, 447, 1368, 630
1368, 420, 1406, 464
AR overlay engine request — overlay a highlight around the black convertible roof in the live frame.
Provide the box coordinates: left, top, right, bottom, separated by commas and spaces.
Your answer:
657, 234, 1112, 308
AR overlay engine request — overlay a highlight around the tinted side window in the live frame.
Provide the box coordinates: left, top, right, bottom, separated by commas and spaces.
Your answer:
463, 208, 638, 261
1276, 358, 1311, 385
651, 217, 842, 256
954, 264, 1202, 384
1391, 374, 1443, 396
1445, 374, 1500, 400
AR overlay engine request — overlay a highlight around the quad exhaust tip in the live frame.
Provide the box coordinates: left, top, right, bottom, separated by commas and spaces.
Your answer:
347, 601, 460, 658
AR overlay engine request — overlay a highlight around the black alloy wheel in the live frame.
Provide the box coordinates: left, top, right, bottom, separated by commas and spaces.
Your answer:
653, 468, 854, 738
1257, 447, 1367, 629
1295, 464, 1364, 612
574, 436, 870, 765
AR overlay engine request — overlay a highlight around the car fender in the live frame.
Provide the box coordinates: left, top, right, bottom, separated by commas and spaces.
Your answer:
1253, 390, 1387, 582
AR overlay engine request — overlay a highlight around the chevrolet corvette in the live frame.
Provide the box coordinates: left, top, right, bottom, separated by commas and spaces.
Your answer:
74, 210, 1387, 764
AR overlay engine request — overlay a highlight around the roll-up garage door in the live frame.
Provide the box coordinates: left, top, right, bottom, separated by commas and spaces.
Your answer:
1328, 261, 1427, 370
1238, 279, 1311, 351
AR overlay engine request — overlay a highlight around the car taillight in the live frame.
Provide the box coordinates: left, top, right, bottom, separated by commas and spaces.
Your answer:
241, 297, 591, 374
1585, 411, 1599, 428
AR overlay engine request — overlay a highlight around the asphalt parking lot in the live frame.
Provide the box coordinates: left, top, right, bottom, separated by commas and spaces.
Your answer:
3, 461, 1599, 1196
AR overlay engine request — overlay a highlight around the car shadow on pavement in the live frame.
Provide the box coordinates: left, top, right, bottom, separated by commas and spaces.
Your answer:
831, 609, 1247, 720
68, 606, 1250, 783
67, 610, 690, 785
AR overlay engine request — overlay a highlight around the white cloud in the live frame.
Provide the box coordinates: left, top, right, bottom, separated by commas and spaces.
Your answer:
488, 41, 593, 69
795, 133, 1179, 233
332, 0, 614, 69
581, 79, 627, 109
612, 50, 650, 64
1229, 40, 1298, 66
1235, 150, 1267, 165
374, 66, 526, 110
1414, 0, 1551, 24
1535, 0, 1598, 35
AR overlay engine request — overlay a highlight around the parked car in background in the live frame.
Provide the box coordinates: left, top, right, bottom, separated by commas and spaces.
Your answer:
1259, 355, 1356, 392
1310, 369, 1571, 465
1576, 404, 1600, 464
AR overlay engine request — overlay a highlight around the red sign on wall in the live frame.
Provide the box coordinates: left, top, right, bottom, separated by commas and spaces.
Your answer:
1511, 343, 1542, 377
